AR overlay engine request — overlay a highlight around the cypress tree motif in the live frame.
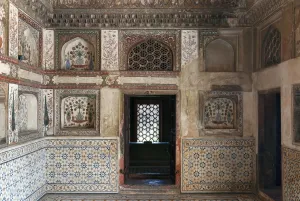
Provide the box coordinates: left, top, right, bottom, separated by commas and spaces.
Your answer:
11, 92, 15, 131
44, 95, 49, 127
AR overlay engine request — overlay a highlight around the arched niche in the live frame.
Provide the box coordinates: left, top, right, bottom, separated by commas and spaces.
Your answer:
0, 87, 6, 144
61, 37, 95, 70
205, 39, 235, 72
18, 94, 38, 133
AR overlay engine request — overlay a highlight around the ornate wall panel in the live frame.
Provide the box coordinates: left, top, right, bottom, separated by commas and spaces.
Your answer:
51, 0, 245, 9
0, 82, 8, 148
201, 91, 243, 136
181, 30, 198, 67
101, 30, 118, 71
18, 85, 43, 142
8, 83, 18, 144
262, 26, 281, 68
119, 30, 180, 71
54, 89, 100, 136
43, 29, 55, 70
18, 12, 42, 68
182, 138, 255, 193
55, 30, 100, 71
45, 138, 119, 193
282, 146, 300, 201
8, 3, 18, 59
43, 89, 54, 136
0, 0, 8, 55
0, 140, 46, 200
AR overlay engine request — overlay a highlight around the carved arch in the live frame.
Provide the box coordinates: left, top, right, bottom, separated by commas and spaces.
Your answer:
262, 25, 281, 67
205, 38, 235, 72
127, 39, 173, 71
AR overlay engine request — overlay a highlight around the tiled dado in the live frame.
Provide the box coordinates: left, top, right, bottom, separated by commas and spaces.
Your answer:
0, 137, 119, 201
182, 138, 255, 193
282, 146, 300, 201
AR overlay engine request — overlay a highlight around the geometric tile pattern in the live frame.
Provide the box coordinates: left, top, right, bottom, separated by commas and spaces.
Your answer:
0, 139, 46, 200
0, 138, 119, 200
182, 138, 255, 193
282, 146, 300, 201
45, 138, 119, 193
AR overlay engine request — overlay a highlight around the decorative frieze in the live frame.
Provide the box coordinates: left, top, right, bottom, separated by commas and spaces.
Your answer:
101, 30, 118, 71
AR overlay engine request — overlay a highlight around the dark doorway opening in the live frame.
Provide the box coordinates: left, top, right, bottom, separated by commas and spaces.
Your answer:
258, 91, 282, 201
124, 95, 176, 186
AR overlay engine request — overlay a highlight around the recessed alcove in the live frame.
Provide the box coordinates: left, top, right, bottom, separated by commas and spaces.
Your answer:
18, 93, 38, 135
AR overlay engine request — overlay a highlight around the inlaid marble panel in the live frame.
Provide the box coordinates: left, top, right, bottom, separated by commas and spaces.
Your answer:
181, 30, 198, 67
54, 89, 100, 136
282, 146, 300, 201
8, 3, 18, 59
101, 30, 118, 71
201, 91, 243, 136
45, 138, 119, 193
182, 138, 255, 193
43, 29, 54, 70
55, 30, 100, 71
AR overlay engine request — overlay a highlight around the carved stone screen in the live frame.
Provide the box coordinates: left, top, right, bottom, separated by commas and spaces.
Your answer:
263, 26, 281, 67
128, 39, 173, 71
137, 104, 160, 142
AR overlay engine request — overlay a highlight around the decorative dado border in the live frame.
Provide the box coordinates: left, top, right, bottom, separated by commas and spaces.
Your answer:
55, 30, 100, 71
119, 30, 181, 71
18, 11, 43, 69
54, 89, 100, 136
18, 85, 43, 142
200, 91, 243, 136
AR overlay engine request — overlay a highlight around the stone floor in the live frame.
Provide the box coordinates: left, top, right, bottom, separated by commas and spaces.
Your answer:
40, 193, 259, 201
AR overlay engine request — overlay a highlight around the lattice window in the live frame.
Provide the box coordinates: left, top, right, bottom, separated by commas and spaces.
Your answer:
128, 39, 173, 71
263, 26, 281, 67
137, 104, 160, 142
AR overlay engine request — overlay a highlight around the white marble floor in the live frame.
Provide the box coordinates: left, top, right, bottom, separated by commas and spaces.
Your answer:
40, 193, 259, 201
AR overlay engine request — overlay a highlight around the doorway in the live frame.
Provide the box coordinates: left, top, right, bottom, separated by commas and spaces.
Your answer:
258, 91, 282, 201
123, 95, 176, 185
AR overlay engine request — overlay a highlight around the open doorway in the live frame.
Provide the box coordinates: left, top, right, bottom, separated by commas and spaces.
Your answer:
123, 95, 176, 186
258, 91, 282, 201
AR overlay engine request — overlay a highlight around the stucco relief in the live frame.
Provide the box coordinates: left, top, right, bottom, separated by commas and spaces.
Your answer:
181, 30, 198, 67
101, 30, 118, 71
43, 29, 54, 70
8, 83, 18, 144
8, 3, 18, 59
55, 30, 100, 71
